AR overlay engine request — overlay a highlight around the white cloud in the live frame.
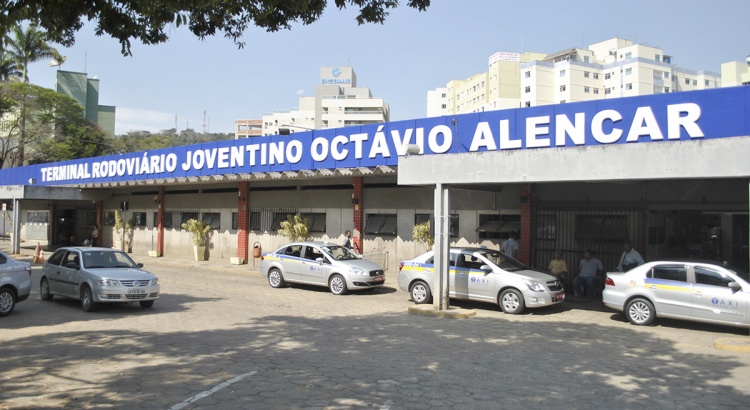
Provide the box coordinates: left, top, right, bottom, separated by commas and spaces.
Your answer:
115, 107, 179, 135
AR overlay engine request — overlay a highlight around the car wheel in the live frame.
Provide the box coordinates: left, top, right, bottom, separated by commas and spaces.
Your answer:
81, 286, 96, 312
40, 278, 54, 301
268, 269, 286, 288
499, 289, 525, 314
0, 288, 15, 317
410, 280, 432, 304
140, 300, 154, 308
329, 274, 348, 295
625, 298, 655, 326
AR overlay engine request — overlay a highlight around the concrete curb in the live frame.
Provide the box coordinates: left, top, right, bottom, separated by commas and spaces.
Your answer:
714, 337, 750, 353
407, 305, 476, 319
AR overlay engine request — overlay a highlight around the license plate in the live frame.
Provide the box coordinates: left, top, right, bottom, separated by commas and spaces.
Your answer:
553, 293, 564, 302
128, 288, 146, 294
373, 276, 384, 282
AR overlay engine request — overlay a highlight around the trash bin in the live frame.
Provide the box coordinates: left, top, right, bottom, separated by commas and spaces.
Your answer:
253, 242, 262, 259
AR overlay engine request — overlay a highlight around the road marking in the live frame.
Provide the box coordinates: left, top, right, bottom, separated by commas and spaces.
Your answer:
169, 370, 258, 410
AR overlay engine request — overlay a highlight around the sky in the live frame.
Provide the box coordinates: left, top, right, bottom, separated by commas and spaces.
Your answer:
25, 0, 750, 136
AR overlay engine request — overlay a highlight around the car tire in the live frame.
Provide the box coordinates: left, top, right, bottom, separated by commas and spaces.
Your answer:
140, 300, 154, 308
40, 278, 54, 301
410, 280, 433, 304
499, 288, 525, 314
329, 274, 348, 295
268, 269, 286, 288
81, 286, 96, 312
625, 298, 655, 326
0, 288, 16, 317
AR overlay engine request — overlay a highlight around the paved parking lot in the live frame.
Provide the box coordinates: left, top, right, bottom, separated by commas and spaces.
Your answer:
2, 250, 750, 409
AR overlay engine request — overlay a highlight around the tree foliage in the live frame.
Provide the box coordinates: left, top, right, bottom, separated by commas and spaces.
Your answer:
0, 0, 431, 56
412, 220, 433, 251
2, 23, 58, 82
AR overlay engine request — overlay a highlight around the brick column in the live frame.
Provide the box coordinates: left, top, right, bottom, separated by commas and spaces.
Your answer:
353, 177, 364, 253
157, 186, 164, 256
95, 200, 103, 247
237, 181, 250, 261
519, 184, 534, 265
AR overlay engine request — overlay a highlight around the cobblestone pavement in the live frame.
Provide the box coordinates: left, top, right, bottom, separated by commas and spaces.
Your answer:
2, 246, 750, 409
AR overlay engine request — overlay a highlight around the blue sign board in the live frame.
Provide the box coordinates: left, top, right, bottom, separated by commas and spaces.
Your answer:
1, 87, 748, 186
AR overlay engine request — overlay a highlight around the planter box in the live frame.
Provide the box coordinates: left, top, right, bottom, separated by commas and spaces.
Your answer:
193, 245, 206, 261
148, 250, 161, 257
230, 257, 245, 265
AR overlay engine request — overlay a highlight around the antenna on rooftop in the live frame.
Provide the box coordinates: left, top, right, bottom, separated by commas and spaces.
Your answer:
203, 110, 207, 134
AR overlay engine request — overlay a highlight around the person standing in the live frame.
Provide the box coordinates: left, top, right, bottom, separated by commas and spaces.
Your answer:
572, 250, 604, 299
548, 250, 568, 282
617, 240, 644, 272
501, 232, 519, 259
90, 225, 99, 247
343, 230, 353, 250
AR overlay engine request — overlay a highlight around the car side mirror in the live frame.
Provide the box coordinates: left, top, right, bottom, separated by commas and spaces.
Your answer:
315, 257, 325, 264
729, 281, 741, 293
479, 264, 493, 274
137, 263, 144, 268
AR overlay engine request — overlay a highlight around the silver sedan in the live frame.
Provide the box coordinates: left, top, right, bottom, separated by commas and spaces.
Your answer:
603, 260, 750, 328
260, 241, 385, 295
40, 247, 160, 312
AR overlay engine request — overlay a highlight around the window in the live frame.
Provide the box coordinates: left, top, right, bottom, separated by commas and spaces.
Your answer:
665, 87, 670, 92
584, 71, 590, 78
524, 86, 530, 93
180, 211, 199, 226
583, 56, 590, 63
250, 211, 261, 231
104, 211, 116, 226
302, 213, 326, 233
584, 86, 590, 93
663, 72, 669, 79
415, 213, 459, 237
272, 212, 295, 230
605, 73, 611, 80
441, 104, 446, 109
524, 71, 530, 78
559, 85, 566, 92
559, 69, 566, 77
524, 101, 531, 107
132, 212, 147, 226
364, 214, 397, 235
27, 211, 49, 223
476, 214, 520, 240
536, 215, 556, 240
649, 265, 687, 282
231, 212, 239, 230
593, 88, 600, 94
605, 88, 612, 95
560, 100, 566, 104
655, 54, 661, 62
625, 68, 632, 75
202, 212, 221, 230
705, 80, 710, 86
625, 52, 632, 59
695, 266, 733, 288
593, 73, 599, 79
441, 93, 446, 98
153, 212, 173, 228
685, 78, 690, 85
693, 79, 697, 86
626, 83, 633, 90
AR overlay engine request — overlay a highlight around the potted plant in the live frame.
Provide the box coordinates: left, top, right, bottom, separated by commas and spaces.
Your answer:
181, 218, 213, 261
114, 210, 135, 252
278, 214, 310, 242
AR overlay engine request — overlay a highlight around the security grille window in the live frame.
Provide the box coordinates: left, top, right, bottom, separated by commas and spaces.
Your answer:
649, 265, 687, 282
250, 211, 261, 231
132, 212, 147, 226
272, 212, 294, 231
180, 211, 199, 226
536, 215, 556, 240
202, 212, 221, 230
415, 213, 459, 237
574, 215, 628, 242
152, 212, 174, 228
364, 214, 397, 235
694, 266, 733, 288
302, 213, 326, 233
104, 211, 116, 226
27, 211, 49, 223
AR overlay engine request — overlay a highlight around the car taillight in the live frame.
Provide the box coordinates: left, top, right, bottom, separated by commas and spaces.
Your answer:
605, 277, 615, 286
399, 262, 404, 272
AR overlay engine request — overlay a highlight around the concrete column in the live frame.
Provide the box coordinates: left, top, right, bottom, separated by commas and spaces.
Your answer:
12, 198, 20, 254
433, 183, 450, 310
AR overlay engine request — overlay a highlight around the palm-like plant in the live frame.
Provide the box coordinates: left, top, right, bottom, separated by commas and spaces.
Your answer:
0, 52, 22, 81
3, 24, 58, 83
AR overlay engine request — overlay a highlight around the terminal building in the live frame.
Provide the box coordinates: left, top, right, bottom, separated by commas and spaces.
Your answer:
0, 86, 748, 284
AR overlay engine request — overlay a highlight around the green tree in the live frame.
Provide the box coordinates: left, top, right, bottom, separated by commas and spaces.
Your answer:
412, 220, 434, 251
2, 23, 58, 83
31, 118, 109, 163
0, 0, 430, 56
0, 52, 22, 81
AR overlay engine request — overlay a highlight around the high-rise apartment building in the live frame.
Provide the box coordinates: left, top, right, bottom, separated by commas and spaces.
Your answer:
428, 37, 721, 115
721, 56, 750, 86
235, 67, 390, 138
56, 70, 116, 136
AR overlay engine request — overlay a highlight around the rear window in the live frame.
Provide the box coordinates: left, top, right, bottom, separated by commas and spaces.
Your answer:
649, 265, 687, 282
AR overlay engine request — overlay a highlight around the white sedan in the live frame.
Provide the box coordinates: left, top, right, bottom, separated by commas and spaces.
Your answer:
603, 260, 750, 328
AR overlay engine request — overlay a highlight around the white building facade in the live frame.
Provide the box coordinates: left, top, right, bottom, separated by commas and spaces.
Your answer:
260, 67, 390, 136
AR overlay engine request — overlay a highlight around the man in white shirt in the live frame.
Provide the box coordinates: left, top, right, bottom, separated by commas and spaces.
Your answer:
617, 240, 645, 272
501, 232, 519, 259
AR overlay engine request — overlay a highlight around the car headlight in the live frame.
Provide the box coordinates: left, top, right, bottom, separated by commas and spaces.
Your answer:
151, 278, 160, 286
348, 266, 369, 276
524, 280, 545, 292
97, 278, 119, 286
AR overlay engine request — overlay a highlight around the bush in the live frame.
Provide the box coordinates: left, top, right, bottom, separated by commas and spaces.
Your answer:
181, 218, 213, 246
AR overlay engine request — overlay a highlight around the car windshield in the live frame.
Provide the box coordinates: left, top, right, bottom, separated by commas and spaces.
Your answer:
321, 245, 359, 261
479, 250, 528, 272
82, 250, 138, 269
